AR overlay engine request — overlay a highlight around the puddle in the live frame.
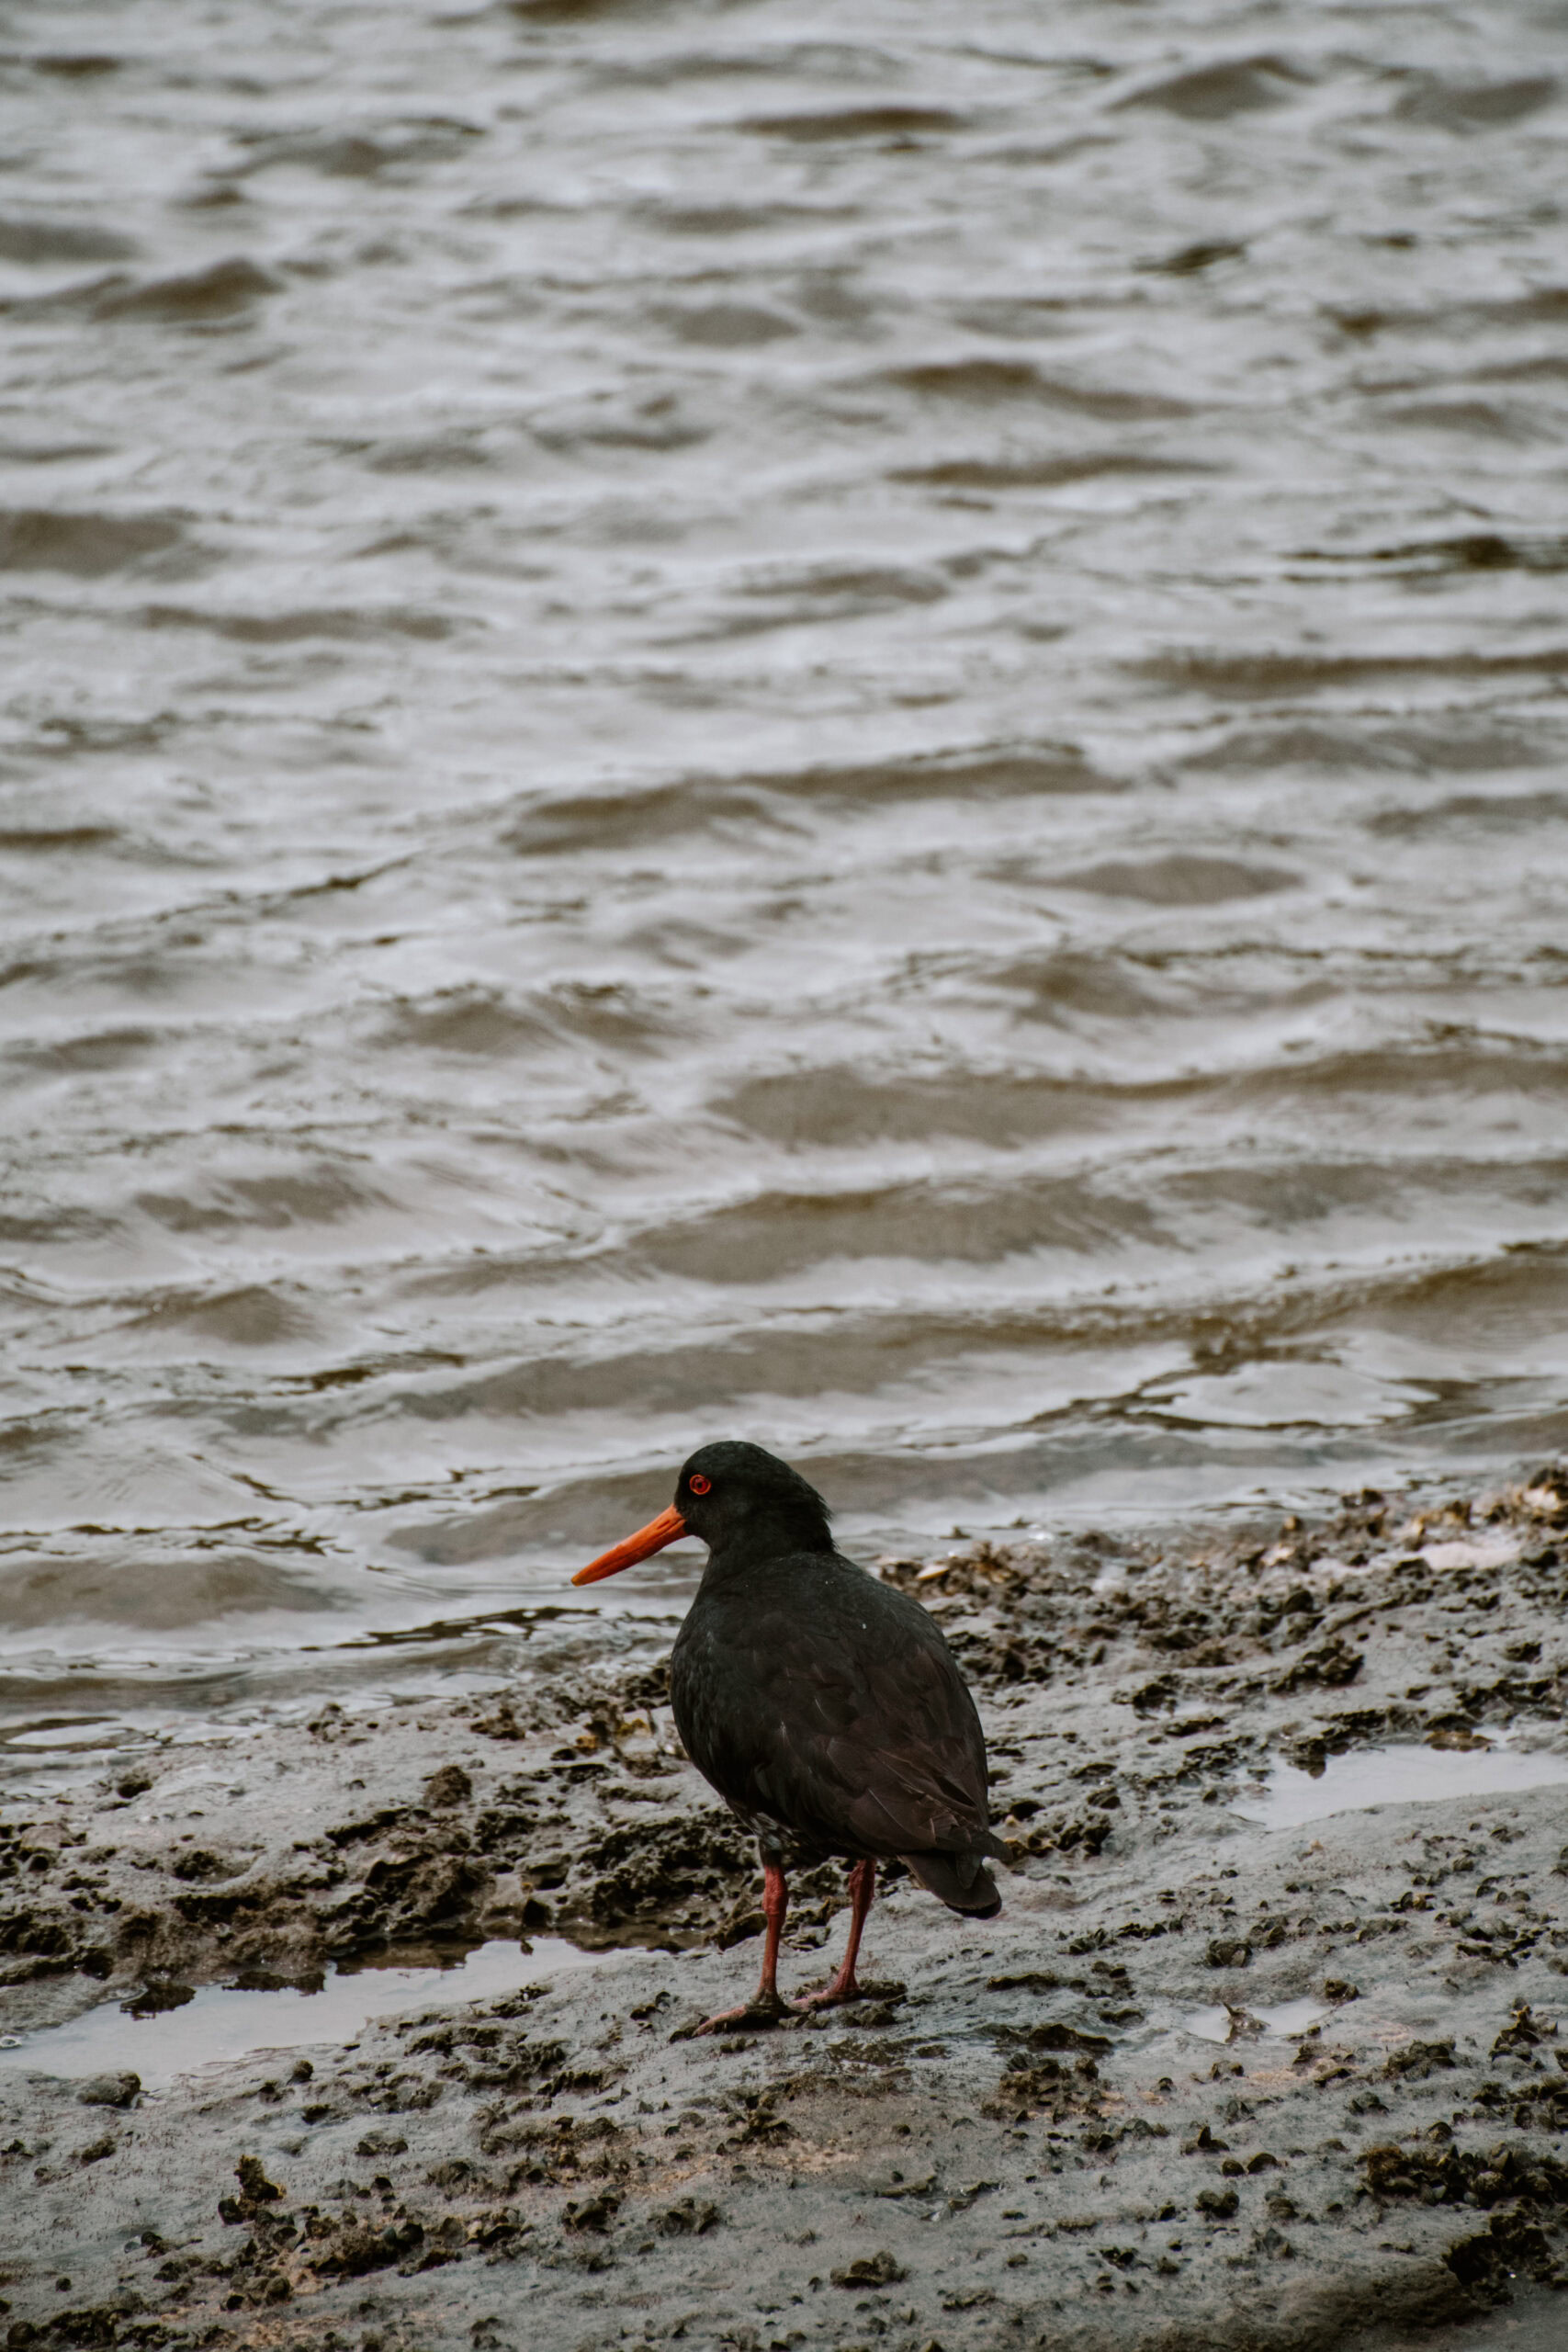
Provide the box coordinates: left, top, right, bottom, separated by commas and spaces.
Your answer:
1, 1715, 135, 1754
1418, 1535, 1520, 1574
1233, 1742, 1568, 1832
1182, 1996, 1329, 2045
0, 1936, 617, 2090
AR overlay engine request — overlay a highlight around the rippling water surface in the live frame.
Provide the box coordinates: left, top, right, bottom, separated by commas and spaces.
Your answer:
4, 0, 1567, 1765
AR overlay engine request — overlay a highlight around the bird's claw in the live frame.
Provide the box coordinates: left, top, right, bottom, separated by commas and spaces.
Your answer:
795, 1974, 906, 2013
679, 1994, 791, 2039
792, 1980, 863, 2012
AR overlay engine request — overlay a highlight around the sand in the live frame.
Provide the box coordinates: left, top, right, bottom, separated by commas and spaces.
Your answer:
4, 1472, 1568, 2352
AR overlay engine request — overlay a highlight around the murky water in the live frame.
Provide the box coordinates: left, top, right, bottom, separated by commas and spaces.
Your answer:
1181, 1996, 1330, 2044
0, 1934, 608, 2086
1235, 1741, 1568, 1831
4, 0, 1567, 1757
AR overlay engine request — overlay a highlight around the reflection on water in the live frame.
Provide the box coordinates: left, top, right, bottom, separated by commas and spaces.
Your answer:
1182, 1996, 1330, 2044
1235, 1744, 1568, 1833
0, 1937, 610, 2089
2, 0, 1567, 1744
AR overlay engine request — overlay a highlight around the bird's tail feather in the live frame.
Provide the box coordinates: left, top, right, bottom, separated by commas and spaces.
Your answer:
900, 1838, 1008, 1917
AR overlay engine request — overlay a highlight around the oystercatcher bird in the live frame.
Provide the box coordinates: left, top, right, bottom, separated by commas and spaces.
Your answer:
572, 1440, 1007, 2033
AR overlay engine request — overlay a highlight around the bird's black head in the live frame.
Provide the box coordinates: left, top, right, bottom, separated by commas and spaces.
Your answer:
571, 1439, 832, 1586
674, 1439, 833, 1558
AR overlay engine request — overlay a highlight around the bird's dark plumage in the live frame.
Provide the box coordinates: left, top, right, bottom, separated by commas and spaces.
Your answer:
572, 1439, 1007, 2028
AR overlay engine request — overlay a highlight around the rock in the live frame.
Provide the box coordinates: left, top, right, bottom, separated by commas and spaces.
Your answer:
830, 2251, 906, 2287
218, 2154, 286, 2222
312, 2218, 423, 2277
170, 1848, 244, 1883
656, 2198, 718, 2235
1384, 2039, 1455, 2082
561, 2192, 619, 2233
76, 2074, 140, 2109
423, 1764, 473, 1809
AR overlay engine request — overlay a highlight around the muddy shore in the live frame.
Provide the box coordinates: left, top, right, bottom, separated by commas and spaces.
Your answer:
4, 1471, 1568, 2352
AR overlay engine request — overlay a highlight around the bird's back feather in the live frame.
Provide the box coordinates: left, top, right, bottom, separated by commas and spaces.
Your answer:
671, 1548, 1000, 1891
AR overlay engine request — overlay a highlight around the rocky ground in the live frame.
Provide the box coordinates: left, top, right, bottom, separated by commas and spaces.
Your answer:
4, 1469, 1568, 2352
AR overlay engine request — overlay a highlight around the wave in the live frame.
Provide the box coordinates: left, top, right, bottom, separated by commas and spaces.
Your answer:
0, 508, 201, 577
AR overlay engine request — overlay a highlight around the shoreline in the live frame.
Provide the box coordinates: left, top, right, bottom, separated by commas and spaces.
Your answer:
4, 1468, 1568, 2349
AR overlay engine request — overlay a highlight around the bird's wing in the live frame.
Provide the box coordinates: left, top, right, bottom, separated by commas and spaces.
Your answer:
682, 1584, 993, 1858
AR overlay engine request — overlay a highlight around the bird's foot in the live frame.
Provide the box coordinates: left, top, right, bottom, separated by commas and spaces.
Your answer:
795, 1974, 906, 2013
792, 1973, 863, 2011
679, 1991, 791, 2040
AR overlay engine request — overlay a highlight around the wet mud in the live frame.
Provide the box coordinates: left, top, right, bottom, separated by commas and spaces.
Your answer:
4, 1468, 1568, 2349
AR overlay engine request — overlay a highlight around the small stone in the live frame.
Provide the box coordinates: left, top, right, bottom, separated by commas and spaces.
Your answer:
423, 1764, 473, 1808
1384, 2040, 1455, 2083
561, 2192, 619, 2233
830, 2251, 906, 2287
220, 2152, 285, 2219
76, 2074, 140, 2109
657, 2198, 719, 2236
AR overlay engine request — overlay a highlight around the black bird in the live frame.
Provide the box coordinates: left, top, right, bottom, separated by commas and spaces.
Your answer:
572, 1440, 1007, 2033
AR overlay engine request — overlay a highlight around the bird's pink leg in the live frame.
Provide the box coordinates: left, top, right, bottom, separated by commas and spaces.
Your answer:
691, 1859, 791, 2035
795, 1858, 876, 2009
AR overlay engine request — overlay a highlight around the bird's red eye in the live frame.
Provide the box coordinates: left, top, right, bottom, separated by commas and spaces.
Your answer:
688, 1473, 711, 1496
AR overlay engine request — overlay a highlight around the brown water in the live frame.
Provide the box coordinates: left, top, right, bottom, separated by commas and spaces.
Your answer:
3, 0, 1567, 1767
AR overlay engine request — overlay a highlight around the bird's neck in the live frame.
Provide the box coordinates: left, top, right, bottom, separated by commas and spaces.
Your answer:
701, 1503, 834, 1582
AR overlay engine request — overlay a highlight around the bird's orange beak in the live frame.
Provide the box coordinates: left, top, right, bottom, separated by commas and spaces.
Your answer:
571, 1503, 688, 1586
